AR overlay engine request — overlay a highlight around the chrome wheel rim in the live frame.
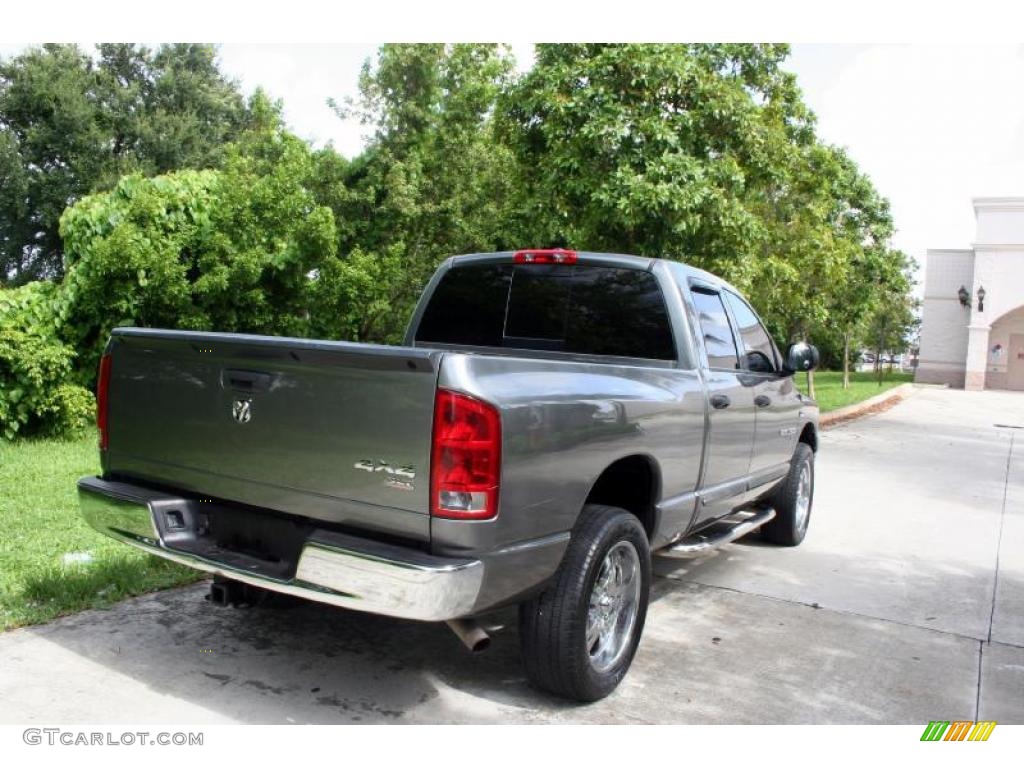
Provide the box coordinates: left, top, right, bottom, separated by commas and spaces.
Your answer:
586, 540, 641, 674
794, 461, 812, 532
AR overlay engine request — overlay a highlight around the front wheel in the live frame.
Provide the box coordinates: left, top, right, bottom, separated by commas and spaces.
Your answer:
761, 442, 815, 546
518, 504, 651, 702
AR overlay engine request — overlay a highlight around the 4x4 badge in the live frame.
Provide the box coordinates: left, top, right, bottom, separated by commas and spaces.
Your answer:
232, 398, 252, 424
354, 459, 416, 491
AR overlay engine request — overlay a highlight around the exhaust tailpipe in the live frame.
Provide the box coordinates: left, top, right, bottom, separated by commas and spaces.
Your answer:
446, 618, 491, 653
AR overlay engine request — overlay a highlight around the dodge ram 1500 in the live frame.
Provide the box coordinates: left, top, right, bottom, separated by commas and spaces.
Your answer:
78, 249, 820, 701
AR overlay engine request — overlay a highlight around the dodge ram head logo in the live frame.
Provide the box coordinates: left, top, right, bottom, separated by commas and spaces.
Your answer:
231, 398, 252, 424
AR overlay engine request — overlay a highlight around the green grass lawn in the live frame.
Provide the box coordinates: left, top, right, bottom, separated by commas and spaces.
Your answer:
803, 369, 913, 413
0, 431, 201, 631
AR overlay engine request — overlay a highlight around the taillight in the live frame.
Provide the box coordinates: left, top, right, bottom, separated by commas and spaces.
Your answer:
513, 248, 577, 265
97, 353, 112, 450
431, 390, 501, 520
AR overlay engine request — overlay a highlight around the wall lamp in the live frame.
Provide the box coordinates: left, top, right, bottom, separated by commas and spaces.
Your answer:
977, 285, 986, 312
958, 285, 970, 308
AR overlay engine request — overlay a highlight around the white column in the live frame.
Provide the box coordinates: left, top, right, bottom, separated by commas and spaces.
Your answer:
964, 324, 990, 390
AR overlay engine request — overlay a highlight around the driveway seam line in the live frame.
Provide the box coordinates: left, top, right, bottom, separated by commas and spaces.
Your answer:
976, 430, 1014, 720
986, 431, 1014, 645
974, 641, 983, 720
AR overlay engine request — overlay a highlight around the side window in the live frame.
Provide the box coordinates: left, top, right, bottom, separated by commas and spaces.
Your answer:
690, 288, 739, 370
723, 291, 777, 374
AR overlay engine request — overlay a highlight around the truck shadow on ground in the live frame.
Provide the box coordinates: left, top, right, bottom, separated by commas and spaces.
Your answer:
13, 528, 1012, 724
18, 551, 780, 724
19, 579, 571, 723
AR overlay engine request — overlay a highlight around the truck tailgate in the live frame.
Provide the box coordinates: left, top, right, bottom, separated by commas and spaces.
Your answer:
104, 328, 441, 542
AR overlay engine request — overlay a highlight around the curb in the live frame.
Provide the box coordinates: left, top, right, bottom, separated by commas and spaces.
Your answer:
820, 382, 915, 430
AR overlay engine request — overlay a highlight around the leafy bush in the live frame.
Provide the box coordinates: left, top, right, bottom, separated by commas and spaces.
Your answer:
58, 129, 338, 377
310, 244, 419, 344
1, 126, 341, 440
0, 282, 94, 440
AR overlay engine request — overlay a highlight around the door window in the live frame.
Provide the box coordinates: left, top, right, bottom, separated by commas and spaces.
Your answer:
723, 291, 778, 374
690, 288, 739, 370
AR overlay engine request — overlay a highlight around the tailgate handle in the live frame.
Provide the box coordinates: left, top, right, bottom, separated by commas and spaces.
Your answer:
223, 369, 273, 393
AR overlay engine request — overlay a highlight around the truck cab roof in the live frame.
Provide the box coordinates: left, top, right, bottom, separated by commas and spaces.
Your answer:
447, 250, 743, 297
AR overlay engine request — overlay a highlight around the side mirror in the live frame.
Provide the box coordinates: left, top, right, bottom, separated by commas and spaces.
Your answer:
782, 342, 820, 375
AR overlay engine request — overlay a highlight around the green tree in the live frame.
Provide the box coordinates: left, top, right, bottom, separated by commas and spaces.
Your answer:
760, 143, 902, 389
499, 44, 815, 276
0, 43, 255, 284
94, 44, 254, 180
324, 43, 520, 342
0, 45, 103, 283
498, 44, 910, 399
865, 280, 919, 379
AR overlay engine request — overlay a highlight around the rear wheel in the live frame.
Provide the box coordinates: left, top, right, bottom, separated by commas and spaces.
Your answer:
761, 442, 815, 546
519, 504, 651, 702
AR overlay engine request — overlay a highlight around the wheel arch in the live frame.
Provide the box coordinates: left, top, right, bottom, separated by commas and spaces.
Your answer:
799, 422, 818, 452
584, 454, 661, 540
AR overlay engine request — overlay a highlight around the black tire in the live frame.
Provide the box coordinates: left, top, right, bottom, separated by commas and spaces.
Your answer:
761, 442, 815, 546
519, 504, 651, 702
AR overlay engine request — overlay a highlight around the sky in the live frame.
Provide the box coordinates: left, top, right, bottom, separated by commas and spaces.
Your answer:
4, 43, 1024, 287
783, 44, 1024, 279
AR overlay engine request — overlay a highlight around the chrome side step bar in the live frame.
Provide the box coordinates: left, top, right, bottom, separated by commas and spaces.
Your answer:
658, 507, 776, 558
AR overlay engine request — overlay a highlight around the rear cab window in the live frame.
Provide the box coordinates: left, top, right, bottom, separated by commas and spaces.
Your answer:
414, 263, 676, 361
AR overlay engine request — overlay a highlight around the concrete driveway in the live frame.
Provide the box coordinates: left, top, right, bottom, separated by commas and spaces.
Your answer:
1, 386, 1021, 724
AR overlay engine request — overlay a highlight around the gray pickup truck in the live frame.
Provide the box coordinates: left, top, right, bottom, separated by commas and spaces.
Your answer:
78, 249, 819, 702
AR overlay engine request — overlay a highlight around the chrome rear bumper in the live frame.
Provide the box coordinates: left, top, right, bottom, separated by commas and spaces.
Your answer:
77, 476, 484, 621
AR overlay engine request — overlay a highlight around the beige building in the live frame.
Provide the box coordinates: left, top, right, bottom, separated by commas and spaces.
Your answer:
916, 197, 1024, 391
